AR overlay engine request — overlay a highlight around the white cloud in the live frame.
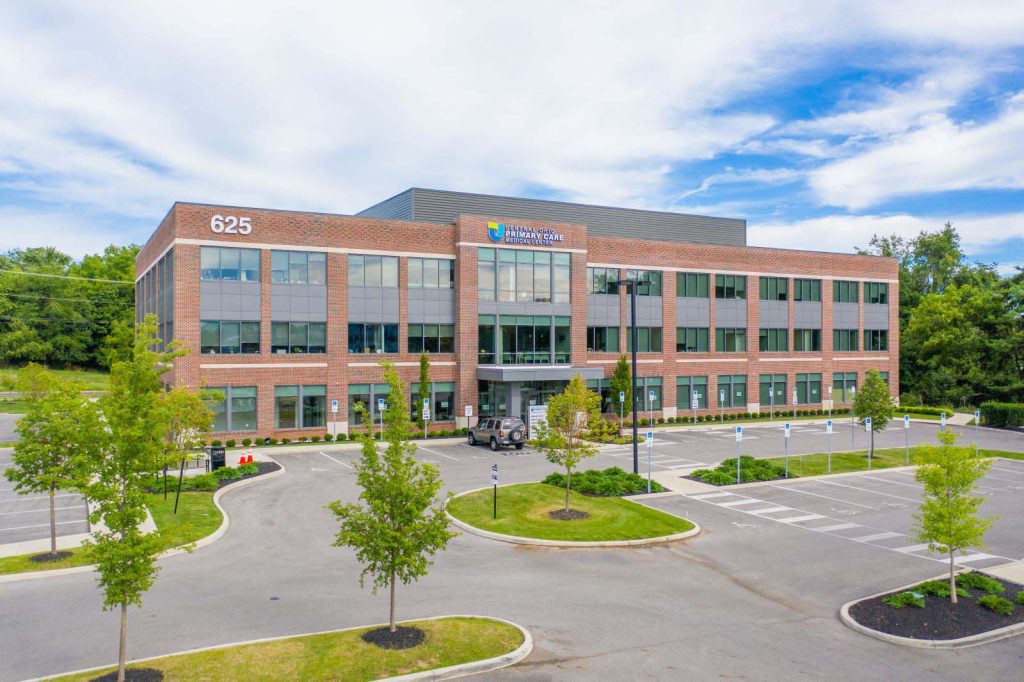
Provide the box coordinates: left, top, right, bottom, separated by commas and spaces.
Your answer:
749, 212, 1024, 257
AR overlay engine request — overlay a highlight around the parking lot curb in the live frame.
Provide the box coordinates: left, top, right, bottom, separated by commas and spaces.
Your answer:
445, 485, 700, 548
0, 459, 287, 585
29, 615, 532, 682
838, 571, 1024, 649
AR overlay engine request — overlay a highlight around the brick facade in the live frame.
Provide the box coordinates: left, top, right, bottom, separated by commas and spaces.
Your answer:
137, 201, 899, 440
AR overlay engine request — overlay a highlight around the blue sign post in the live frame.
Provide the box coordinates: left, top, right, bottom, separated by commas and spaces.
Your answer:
826, 419, 833, 474
735, 426, 743, 484
865, 417, 873, 469
904, 414, 911, 464
784, 422, 791, 478
646, 430, 654, 493
974, 410, 981, 455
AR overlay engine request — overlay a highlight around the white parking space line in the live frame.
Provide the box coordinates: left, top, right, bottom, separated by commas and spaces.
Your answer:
895, 544, 931, 553
814, 522, 861, 532
955, 553, 999, 564
0, 519, 86, 532
0, 505, 83, 517
719, 499, 763, 507
318, 452, 353, 470
768, 484, 880, 510
691, 492, 733, 500
853, 531, 902, 542
417, 446, 458, 461
0, 493, 82, 503
816, 480, 920, 503
886, 471, 1007, 494
748, 506, 791, 515
990, 464, 1024, 476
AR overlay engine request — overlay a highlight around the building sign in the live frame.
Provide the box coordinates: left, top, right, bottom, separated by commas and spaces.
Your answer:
487, 221, 565, 247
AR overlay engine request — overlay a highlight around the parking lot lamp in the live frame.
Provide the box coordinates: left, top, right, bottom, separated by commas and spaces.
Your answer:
614, 277, 642, 474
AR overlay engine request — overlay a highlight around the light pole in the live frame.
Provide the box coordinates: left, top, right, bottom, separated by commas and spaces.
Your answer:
769, 376, 775, 420
849, 385, 856, 451
614, 278, 644, 474
827, 385, 832, 420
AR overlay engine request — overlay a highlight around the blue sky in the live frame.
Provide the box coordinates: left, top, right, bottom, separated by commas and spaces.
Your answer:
1, 2, 1023, 273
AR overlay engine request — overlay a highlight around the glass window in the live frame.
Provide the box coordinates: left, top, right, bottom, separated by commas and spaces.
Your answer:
348, 383, 371, 425
587, 267, 620, 294
200, 247, 221, 281
677, 376, 708, 410
587, 326, 619, 352
865, 282, 888, 305
478, 251, 496, 301
864, 329, 888, 351
308, 323, 326, 353
219, 248, 240, 281
349, 323, 398, 353
271, 322, 325, 354
201, 321, 260, 354
639, 376, 662, 410
794, 329, 822, 352
439, 259, 454, 289
274, 385, 299, 429
676, 327, 709, 352
796, 373, 822, 405
307, 252, 326, 285
833, 329, 858, 352
364, 255, 381, 287
433, 382, 455, 421
423, 259, 439, 289
717, 375, 747, 408
201, 321, 220, 354
288, 251, 307, 284
497, 249, 516, 302
759, 328, 788, 352
794, 279, 822, 302
240, 250, 260, 282
348, 254, 365, 286
833, 280, 858, 303
220, 322, 240, 354
677, 273, 709, 298
759, 374, 787, 408
759, 277, 788, 301
626, 327, 663, 352
715, 274, 747, 299
269, 250, 326, 284
553, 253, 571, 303
408, 258, 423, 288
832, 372, 857, 403
200, 246, 261, 282
715, 327, 747, 352
205, 386, 228, 432
271, 251, 288, 283
302, 384, 326, 429
381, 256, 398, 287
230, 386, 258, 431
478, 315, 496, 364
554, 317, 570, 362
626, 270, 662, 296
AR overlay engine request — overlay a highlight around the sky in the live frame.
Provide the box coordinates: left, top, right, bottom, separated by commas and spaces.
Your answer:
1, 2, 1023, 273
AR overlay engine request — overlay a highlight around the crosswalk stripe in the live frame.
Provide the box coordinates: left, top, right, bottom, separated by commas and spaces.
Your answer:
691, 492, 734, 500
814, 522, 861, 532
853, 531, 902, 542
776, 514, 824, 523
748, 506, 791, 515
718, 499, 763, 507
955, 553, 998, 564
894, 544, 931, 553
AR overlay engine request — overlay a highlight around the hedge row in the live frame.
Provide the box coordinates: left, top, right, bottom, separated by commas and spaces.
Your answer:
630, 407, 853, 427
209, 428, 471, 448
980, 402, 1024, 428
899, 405, 955, 417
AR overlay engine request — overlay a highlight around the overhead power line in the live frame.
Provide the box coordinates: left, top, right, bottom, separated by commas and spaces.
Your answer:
0, 269, 134, 285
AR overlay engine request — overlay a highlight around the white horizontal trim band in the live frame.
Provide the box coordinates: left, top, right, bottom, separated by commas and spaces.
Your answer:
199, 362, 328, 369
347, 361, 456, 367
457, 241, 585, 254
833, 356, 890, 361
758, 357, 823, 363
174, 238, 454, 260
586, 262, 898, 284
676, 358, 747, 363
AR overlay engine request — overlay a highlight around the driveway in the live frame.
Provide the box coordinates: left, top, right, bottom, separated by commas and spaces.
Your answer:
0, 414, 19, 443
0, 449, 90, 550
2, 426, 1024, 680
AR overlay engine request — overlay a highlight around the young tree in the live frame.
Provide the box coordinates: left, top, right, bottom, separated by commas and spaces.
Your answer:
328, 361, 455, 635
416, 351, 430, 432
164, 386, 217, 512
853, 369, 893, 462
86, 315, 183, 682
913, 430, 995, 603
5, 364, 104, 557
609, 354, 632, 418
531, 374, 601, 512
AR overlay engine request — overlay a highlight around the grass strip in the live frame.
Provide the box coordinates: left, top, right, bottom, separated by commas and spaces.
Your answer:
0, 366, 110, 391
764, 447, 1024, 478
51, 616, 523, 682
448, 482, 692, 542
0, 492, 221, 576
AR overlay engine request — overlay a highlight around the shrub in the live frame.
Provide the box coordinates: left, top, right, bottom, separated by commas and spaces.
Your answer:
915, 580, 969, 599
237, 462, 259, 476
241, 438, 252, 447
210, 439, 223, 447
267, 437, 278, 445
956, 572, 1004, 594
281, 437, 291, 445
1014, 592, 1024, 606
902, 405, 956, 417
978, 594, 1015, 616
585, 417, 625, 443
691, 456, 785, 485
657, 417, 665, 424
311, 435, 321, 442
979, 401, 1024, 428
322, 433, 333, 442
213, 466, 243, 480
336, 433, 347, 441
542, 467, 666, 496
225, 439, 236, 448
882, 592, 925, 609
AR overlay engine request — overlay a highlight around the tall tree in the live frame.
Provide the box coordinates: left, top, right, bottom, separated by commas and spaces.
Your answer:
164, 386, 217, 512
328, 362, 455, 634
531, 374, 601, 512
416, 351, 430, 432
609, 354, 632, 417
4, 365, 104, 557
86, 315, 183, 682
853, 369, 893, 462
913, 430, 995, 604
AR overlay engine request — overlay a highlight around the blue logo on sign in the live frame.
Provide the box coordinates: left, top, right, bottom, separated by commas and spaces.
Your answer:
487, 221, 505, 242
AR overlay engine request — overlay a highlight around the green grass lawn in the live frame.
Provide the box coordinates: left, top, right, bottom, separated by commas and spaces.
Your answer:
764, 447, 1024, 478
51, 616, 523, 682
0, 398, 29, 414
448, 482, 693, 542
0, 366, 110, 391
0, 491, 221, 576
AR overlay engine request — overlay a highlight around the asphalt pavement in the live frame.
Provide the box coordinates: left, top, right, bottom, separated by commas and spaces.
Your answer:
1, 423, 1023, 681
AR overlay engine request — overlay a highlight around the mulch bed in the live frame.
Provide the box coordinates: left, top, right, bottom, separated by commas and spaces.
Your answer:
548, 509, 591, 521
28, 550, 73, 563
848, 574, 1024, 640
217, 461, 281, 490
361, 625, 426, 650
90, 668, 164, 681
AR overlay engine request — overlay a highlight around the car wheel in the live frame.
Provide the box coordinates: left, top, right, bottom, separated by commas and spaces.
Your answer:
515, 443, 525, 450
489, 438, 499, 451
468, 433, 476, 446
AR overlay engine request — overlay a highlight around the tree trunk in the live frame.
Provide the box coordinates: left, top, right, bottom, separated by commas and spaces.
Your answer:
173, 458, 185, 514
565, 466, 571, 512
118, 602, 128, 682
949, 552, 958, 605
49, 486, 57, 556
389, 569, 397, 632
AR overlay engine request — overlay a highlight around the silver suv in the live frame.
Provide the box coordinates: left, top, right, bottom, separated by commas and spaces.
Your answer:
468, 416, 527, 451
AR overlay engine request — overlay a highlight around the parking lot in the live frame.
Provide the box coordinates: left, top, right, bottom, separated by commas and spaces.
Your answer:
0, 450, 90, 548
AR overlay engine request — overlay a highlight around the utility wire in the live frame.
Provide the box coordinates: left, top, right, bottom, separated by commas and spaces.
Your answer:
0, 269, 134, 285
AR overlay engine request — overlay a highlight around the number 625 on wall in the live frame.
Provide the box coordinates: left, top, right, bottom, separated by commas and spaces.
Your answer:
210, 215, 252, 234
